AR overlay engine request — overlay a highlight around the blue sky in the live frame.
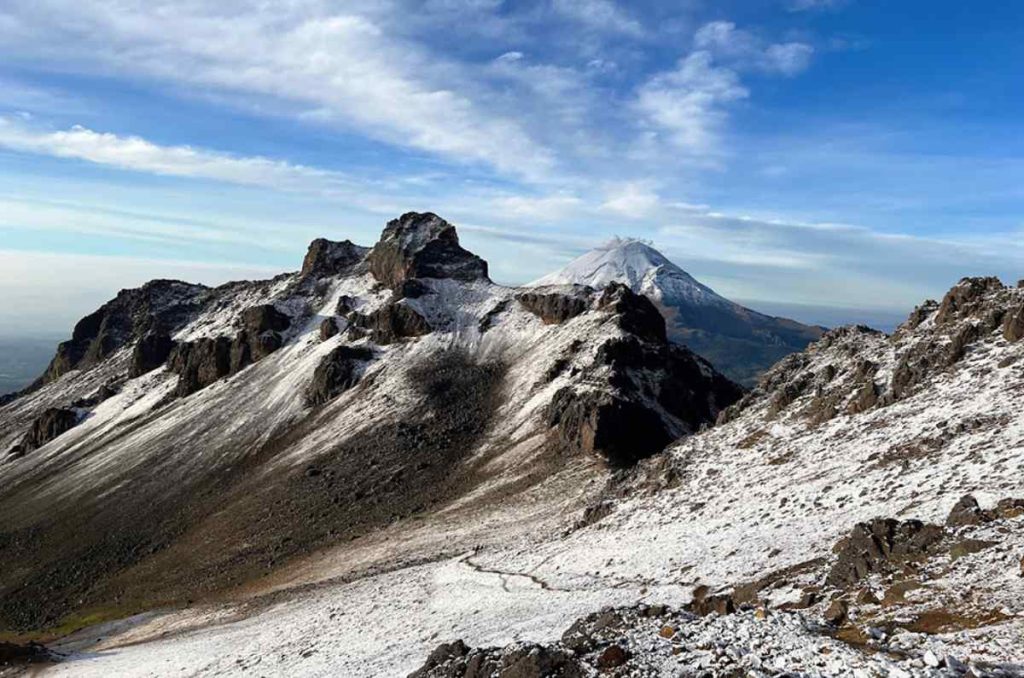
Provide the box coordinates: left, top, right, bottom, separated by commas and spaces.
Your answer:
1, 0, 1023, 334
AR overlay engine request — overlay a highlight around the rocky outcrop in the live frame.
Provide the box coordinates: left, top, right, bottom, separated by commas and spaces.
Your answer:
597, 282, 666, 343
168, 337, 233, 397
300, 238, 367, 278
351, 302, 431, 345
547, 329, 742, 466
548, 388, 673, 467
230, 304, 292, 371
516, 288, 590, 325
826, 518, 944, 588
722, 278, 1024, 426
130, 332, 175, 377
367, 212, 488, 289
18, 408, 80, 454
1003, 301, 1024, 343
409, 638, 585, 678
37, 280, 207, 386
306, 346, 374, 406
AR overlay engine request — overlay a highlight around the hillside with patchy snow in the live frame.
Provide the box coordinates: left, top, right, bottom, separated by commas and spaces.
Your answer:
532, 238, 824, 386
2, 220, 1023, 677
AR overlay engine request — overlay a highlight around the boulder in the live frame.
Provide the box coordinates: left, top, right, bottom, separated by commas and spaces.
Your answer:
306, 346, 374, 406
946, 494, 996, 526
826, 518, 944, 588
20, 408, 80, 453
335, 295, 357, 316
168, 337, 233, 397
320, 318, 340, 341
366, 212, 488, 289
515, 289, 590, 325
1003, 301, 1024, 343
300, 238, 367, 277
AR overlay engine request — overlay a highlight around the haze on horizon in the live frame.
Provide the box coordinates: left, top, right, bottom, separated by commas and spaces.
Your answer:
1, 0, 1022, 336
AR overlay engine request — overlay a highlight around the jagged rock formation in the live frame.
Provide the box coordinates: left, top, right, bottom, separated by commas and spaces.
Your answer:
531, 239, 823, 385
720, 276, 1024, 426
34, 280, 208, 387
301, 238, 367, 278
350, 301, 432, 345
826, 518, 944, 588
515, 287, 590, 325
367, 212, 488, 288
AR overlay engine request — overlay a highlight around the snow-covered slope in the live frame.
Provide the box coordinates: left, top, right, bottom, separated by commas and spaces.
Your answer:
532, 238, 824, 386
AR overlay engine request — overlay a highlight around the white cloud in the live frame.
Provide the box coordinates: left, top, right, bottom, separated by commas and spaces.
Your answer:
0, 1, 555, 181
550, 0, 644, 36
764, 42, 815, 76
600, 182, 661, 218
495, 51, 525, 63
492, 193, 585, 221
0, 117, 355, 194
694, 21, 814, 76
634, 52, 748, 154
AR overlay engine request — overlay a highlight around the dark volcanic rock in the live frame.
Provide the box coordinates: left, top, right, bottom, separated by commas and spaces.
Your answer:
934, 277, 1004, 325
130, 332, 175, 377
826, 518, 944, 588
20, 408, 80, 453
168, 337, 233, 397
306, 345, 374, 406
547, 335, 741, 466
946, 494, 991, 527
597, 282, 666, 343
228, 304, 293, 372
319, 318, 340, 341
37, 280, 207, 386
1004, 301, 1024, 343
516, 288, 590, 325
335, 295, 357, 316
548, 388, 673, 467
367, 212, 488, 289
409, 639, 584, 678
301, 238, 367, 277
241, 304, 291, 335
352, 302, 432, 345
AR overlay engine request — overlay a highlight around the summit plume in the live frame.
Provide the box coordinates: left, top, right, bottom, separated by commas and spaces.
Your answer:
531, 238, 824, 385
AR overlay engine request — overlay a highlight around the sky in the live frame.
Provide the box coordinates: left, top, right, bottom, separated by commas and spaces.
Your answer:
1, 0, 1023, 335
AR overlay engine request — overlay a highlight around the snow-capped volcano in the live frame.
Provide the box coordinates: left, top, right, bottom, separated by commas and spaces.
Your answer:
531, 238, 824, 385
531, 237, 731, 310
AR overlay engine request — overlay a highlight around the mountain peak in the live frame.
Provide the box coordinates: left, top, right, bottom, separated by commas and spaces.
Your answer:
367, 212, 489, 288
529, 238, 725, 309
